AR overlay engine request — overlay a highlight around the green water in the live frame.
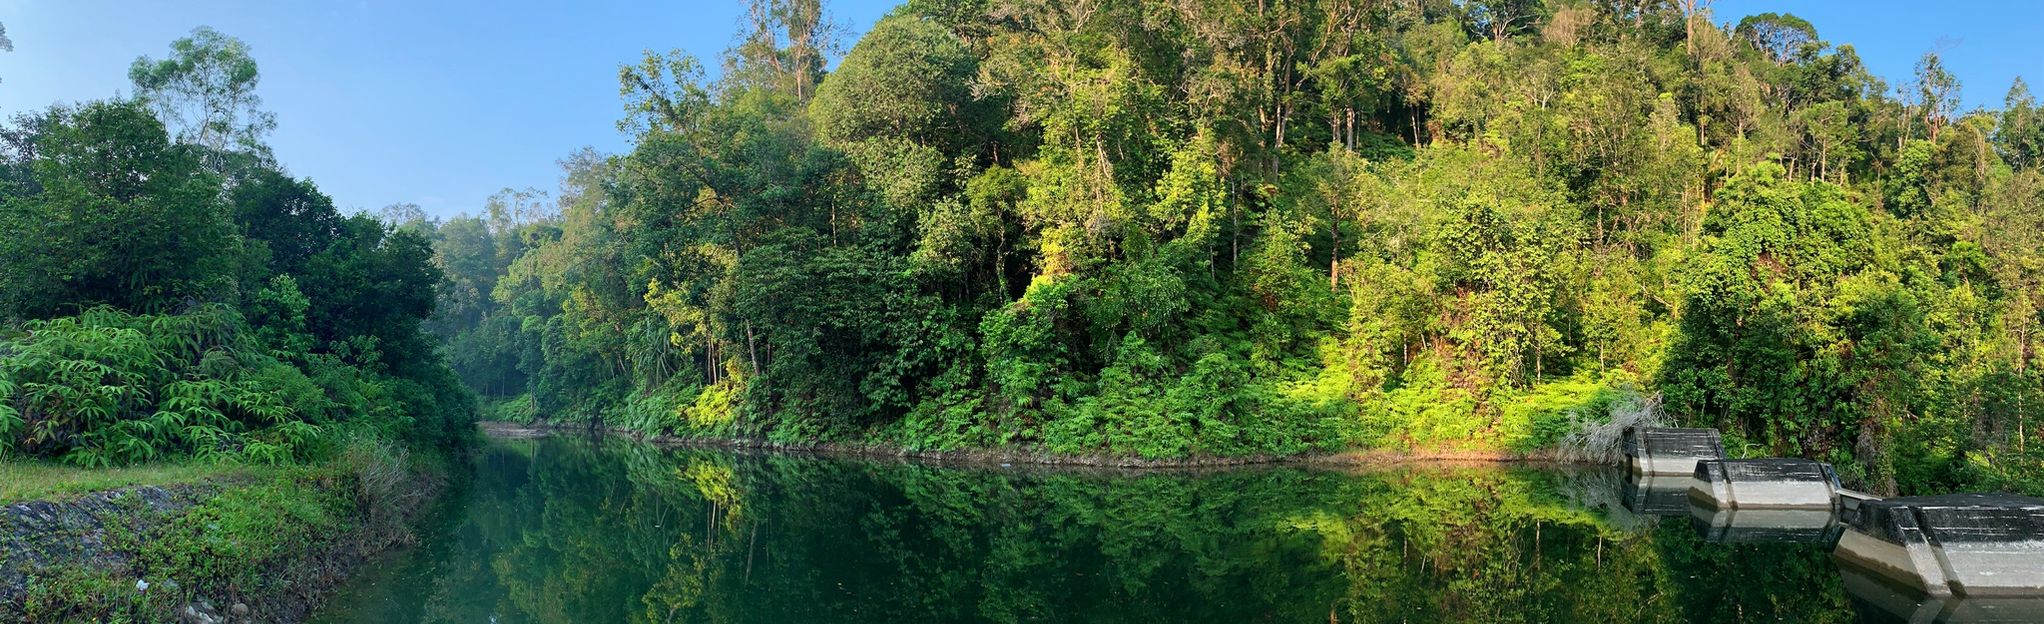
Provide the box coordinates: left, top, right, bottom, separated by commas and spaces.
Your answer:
313, 436, 1871, 623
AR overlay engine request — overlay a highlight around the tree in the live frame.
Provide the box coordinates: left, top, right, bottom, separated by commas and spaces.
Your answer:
379, 202, 435, 232
0, 18, 12, 85
0, 109, 56, 195
388, 0, 2044, 492
730, 0, 837, 101
1913, 52, 1960, 141
128, 27, 277, 164
811, 14, 986, 156
1660, 162, 1914, 483
298, 215, 443, 368
1293, 147, 1372, 287
1999, 78, 2043, 170
1733, 13, 1816, 64
812, 12, 994, 223
1465, 0, 1547, 42
1796, 100, 1859, 183
232, 168, 345, 277
0, 28, 478, 469
0, 101, 239, 319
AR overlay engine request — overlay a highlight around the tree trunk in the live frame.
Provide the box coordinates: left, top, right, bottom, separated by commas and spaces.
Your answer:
1330, 220, 1340, 288
745, 320, 761, 377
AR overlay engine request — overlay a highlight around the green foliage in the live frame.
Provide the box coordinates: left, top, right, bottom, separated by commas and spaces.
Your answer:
0, 307, 331, 465
483, 393, 539, 424
9, 435, 435, 623
411, 0, 2041, 489
0, 30, 475, 464
140, 468, 353, 590
127, 26, 276, 160
0, 100, 239, 318
811, 13, 992, 170
334, 437, 1860, 622
1497, 372, 1639, 452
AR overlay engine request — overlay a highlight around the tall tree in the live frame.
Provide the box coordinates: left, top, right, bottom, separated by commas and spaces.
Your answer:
1913, 51, 1960, 141
1732, 12, 1816, 63
128, 26, 277, 166
731, 0, 837, 101
1999, 78, 2043, 170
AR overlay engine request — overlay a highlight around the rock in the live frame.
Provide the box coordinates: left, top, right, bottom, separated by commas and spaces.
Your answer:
181, 603, 222, 624
232, 603, 250, 616
0, 484, 216, 607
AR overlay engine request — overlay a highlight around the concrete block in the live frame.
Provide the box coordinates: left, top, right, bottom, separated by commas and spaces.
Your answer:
1621, 473, 1693, 517
1840, 557, 2044, 623
1837, 494, 2044, 597
1688, 458, 1841, 511
1688, 506, 1843, 544
1623, 427, 1725, 476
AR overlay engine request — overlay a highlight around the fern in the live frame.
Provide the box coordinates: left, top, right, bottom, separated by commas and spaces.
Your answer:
0, 306, 358, 465
0, 404, 19, 455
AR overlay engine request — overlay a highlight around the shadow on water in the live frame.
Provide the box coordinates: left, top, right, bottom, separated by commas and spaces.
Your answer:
315, 436, 1969, 623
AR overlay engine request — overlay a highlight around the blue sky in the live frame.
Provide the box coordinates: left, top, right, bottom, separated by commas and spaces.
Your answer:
0, 1, 2037, 218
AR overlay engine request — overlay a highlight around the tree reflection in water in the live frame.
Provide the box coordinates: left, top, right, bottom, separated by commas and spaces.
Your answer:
315, 437, 1856, 623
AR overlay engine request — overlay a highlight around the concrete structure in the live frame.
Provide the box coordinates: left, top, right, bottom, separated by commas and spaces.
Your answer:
1834, 494, 2044, 598
1622, 427, 1725, 476
1840, 558, 2044, 623
1687, 458, 1841, 511
1689, 506, 1843, 544
1621, 473, 1693, 517
1838, 489, 1882, 524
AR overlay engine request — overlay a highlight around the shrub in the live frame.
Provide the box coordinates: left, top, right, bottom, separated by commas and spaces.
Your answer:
0, 307, 331, 465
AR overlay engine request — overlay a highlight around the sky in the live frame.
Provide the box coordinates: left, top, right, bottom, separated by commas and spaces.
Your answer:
0, 1, 2038, 219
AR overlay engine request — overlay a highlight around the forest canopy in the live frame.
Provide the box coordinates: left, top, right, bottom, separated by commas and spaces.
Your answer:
424, 0, 2044, 496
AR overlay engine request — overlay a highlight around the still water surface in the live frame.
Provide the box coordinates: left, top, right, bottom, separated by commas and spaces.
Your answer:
312, 436, 1926, 623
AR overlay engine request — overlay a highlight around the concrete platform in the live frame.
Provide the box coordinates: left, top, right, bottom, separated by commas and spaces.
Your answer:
1688, 458, 1841, 510
1623, 427, 1725, 476
1837, 494, 2044, 597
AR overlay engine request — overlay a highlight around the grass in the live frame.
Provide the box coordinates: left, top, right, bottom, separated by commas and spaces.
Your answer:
0, 459, 257, 504
6, 437, 441, 622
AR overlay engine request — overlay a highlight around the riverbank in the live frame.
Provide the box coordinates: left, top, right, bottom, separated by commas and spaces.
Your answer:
480, 420, 1578, 468
0, 440, 449, 623
0, 462, 260, 505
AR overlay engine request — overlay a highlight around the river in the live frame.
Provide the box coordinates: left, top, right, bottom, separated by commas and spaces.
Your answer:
310, 435, 1946, 623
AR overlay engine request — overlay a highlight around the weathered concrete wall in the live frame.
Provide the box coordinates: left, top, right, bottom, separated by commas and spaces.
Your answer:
1623, 428, 1724, 476
1622, 473, 1694, 517
1840, 494, 2044, 597
1689, 506, 1842, 544
1840, 560, 2044, 623
1688, 458, 1840, 510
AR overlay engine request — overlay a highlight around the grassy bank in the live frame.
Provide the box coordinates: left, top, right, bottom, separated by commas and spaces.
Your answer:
0, 462, 260, 505
2, 437, 450, 623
